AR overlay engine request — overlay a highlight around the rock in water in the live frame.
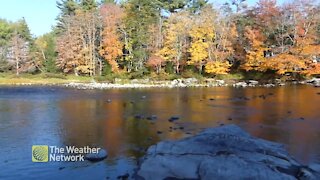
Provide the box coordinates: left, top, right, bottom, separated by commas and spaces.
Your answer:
85, 149, 108, 162
136, 125, 320, 180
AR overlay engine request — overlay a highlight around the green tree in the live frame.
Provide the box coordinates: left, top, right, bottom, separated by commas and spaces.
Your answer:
0, 19, 13, 46
80, 0, 97, 11
123, 0, 161, 72
33, 32, 57, 73
188, 0, 208, 13
56, 0, 79, 32
11, 18, 32, 41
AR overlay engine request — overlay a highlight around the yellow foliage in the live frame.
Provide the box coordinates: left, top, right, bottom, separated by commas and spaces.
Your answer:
205, 61, 231, 75
188, 25, 214, 65
76, 65, 91, 74
188, 7, 215, 67
263, 54, 307, 74
159, 11, 191, 62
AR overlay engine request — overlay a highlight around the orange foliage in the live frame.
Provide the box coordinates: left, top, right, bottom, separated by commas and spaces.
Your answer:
303, 63, 320, 76
263, 54, 307, 75
241, 27, 267, 71
147, 55, 164, 74
99, 4, 124, 72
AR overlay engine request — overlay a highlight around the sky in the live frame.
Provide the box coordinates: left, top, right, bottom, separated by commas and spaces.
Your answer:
0, 0, 287, 37
0, 0, 59, 36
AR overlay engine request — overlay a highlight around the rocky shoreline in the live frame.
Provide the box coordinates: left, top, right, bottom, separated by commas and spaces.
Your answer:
135, 125, 320, 180
0, 78, 319, 89
64, 77, 320, 89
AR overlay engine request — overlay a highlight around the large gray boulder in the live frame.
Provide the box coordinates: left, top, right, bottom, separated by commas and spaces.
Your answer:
136, 125, 320, 180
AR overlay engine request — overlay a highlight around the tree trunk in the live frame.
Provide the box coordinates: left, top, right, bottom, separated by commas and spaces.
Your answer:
16, 57, 19, 76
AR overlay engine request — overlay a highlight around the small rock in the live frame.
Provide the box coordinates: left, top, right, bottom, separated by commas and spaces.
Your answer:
216, 80, 225, 85
248, 80, 259, 85
106, 99, 112, 103
157, 131, 163, 134
146, 115, 157, 120
85, 149, 108, 162
228, 117, 233, 121
234, 82, 247, 87
259, 95, 267, 99
59, 167, 65, 170
134, 115, 144, 119
264, 83, 275, 87
168, 116, 180, 122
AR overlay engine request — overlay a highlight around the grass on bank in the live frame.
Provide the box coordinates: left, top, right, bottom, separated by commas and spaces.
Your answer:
0, 73, 93, 85
0, 71, 245, 85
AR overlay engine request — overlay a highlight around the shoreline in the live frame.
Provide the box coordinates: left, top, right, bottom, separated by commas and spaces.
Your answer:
0, 77, 319, 89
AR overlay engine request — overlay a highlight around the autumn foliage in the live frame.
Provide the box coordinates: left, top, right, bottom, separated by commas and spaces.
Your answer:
99, 3, 123, 72
1, 0, 320, 78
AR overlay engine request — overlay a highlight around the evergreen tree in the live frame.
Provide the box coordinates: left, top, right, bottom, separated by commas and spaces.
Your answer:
80, 0, 98, 11
56, 0, 79, 32
123, 0, 162, 71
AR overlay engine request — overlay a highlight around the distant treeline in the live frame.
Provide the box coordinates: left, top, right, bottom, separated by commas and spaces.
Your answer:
0, 0, 319, 79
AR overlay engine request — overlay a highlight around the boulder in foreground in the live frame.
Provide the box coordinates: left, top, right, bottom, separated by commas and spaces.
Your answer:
136, 125, 320, 180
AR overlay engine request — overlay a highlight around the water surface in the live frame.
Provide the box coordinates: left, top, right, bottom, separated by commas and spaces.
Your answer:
0, 85, 319, 179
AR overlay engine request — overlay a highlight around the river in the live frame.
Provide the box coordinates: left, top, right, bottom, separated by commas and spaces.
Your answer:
0, 85, 319, 179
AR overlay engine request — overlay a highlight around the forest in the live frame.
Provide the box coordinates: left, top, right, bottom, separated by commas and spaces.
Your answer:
0, 0, 319, 81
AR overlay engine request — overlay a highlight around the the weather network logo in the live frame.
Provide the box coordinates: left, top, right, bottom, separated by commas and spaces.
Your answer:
32, 145, 49, 162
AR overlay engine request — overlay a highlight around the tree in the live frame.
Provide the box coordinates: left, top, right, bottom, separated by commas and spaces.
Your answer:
99, 3, 124, 73
188, 0, 208, 13
56, 0, 79, 32
241, 26, 267, 71
0, 19, 13, 46
80, 0, 98, 11
262, 54, 307, 75
56, 13, 85, 75
160, 0, 189, 13
33, 32, 57, 73
10, 31, 29, 75
147, 55, 164, 74
189, 20, 214, 74
159, 11, 191, 74
11, 18, 32, 41
205, 61, 231, 75
123, 0, 161, 72
0, 19, 13, 70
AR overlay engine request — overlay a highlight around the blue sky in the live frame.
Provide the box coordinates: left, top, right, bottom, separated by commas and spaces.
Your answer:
0, 0, 59, 36
0, 0, 285, 37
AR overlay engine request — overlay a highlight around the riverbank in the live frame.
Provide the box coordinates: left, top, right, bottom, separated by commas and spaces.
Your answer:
0, 73, 319, 89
